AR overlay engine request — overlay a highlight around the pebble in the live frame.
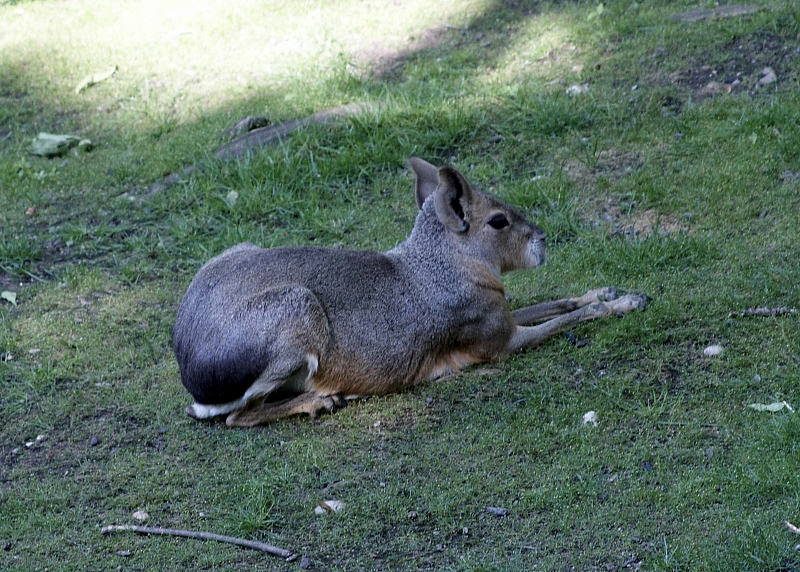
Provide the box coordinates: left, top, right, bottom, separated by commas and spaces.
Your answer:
703, 345, 724, 357
759, 67, 777, 85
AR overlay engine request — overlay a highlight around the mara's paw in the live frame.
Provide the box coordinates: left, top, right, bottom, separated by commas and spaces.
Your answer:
583, 287, 619, 303
610, 293, 649, 314
309, 393, 347, 419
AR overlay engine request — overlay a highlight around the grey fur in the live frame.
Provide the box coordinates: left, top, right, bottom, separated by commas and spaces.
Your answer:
173, 158, 646, 426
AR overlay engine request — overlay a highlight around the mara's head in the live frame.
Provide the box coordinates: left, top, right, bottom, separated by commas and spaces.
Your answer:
409, 157, 546, 273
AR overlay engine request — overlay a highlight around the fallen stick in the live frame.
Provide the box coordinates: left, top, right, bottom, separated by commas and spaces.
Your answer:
213, 102, 375, 161
786, 520, 800, 535
101, 525, 299, 561
671, 5, 767, 23
728, 307, 797, 318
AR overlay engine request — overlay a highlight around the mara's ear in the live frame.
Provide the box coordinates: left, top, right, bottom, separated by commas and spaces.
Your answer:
409, 157, 439, 209
433, 166, 473, 233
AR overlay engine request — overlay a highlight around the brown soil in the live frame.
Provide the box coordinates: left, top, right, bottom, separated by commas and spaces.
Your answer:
667, 29, 799, 101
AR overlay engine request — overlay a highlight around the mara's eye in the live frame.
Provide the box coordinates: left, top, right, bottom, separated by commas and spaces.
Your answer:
487, 213, 510, 229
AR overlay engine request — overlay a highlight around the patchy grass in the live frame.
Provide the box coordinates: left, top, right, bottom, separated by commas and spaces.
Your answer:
1, 0, 800, 571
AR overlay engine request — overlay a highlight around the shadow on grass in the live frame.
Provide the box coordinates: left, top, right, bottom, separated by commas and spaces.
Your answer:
0, 0, 593, 282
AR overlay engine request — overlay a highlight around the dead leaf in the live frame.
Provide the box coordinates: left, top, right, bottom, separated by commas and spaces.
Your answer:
749, 401, 793, 413
224, 191, 238, 208
25, 207, 36, 216
75, 66, 117, 94
566, 83, 590, 96
1, 291, 17, 306
132, 510, 149, 521
314, 500, 345, 515
163, 26, 195, 41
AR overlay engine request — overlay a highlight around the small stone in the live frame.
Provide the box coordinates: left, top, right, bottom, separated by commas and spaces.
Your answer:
89, 436, 100, 447
703, 345, 723, 357
759, 67, 777, 85
116, 550, 131, 557
583, 411, 599, 427
300, 555, 312, 569
753, 374, 761, 382
485, 506, 508, 516
566, 83, 590, 96
35, 434, 46, 443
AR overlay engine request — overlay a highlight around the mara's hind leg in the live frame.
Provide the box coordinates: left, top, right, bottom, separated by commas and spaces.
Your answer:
226, 392, 347, 427
183, 284, 330, 423
512, 287, 624, 325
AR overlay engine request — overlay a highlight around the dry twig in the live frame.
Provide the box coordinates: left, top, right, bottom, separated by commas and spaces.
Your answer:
101, 525, 299, 561
786, 520, 800, 535
728, 307, 797, 318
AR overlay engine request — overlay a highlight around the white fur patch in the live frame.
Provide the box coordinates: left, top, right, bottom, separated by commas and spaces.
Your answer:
525, 239, 546, 268
187, 399, 246, 419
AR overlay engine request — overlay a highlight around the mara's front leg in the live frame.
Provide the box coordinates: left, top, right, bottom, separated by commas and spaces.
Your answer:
507, 293, 648, 353
511, 287, 622, 325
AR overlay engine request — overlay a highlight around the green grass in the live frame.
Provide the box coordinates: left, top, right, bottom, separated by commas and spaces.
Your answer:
1, 0, 800, 570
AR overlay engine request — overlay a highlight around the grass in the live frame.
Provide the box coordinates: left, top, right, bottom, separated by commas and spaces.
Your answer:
1, 0, 800, 570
